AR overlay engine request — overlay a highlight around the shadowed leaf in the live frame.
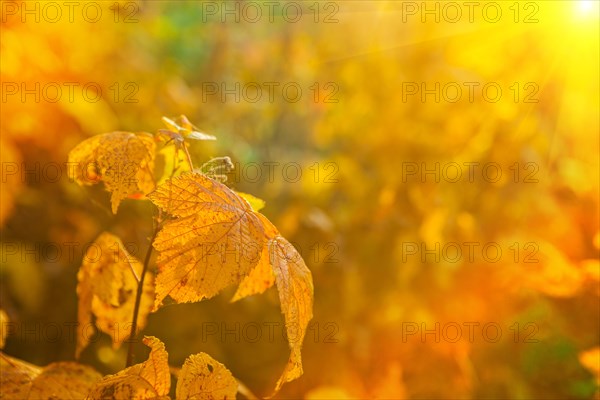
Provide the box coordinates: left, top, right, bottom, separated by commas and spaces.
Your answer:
76, 232, 154, 358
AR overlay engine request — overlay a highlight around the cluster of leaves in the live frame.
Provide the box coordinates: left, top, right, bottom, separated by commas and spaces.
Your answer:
1, 335, 237, 399
1, 117, 314, 398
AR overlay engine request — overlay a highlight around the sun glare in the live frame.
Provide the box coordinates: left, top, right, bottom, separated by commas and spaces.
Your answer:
576, 0, 599, 18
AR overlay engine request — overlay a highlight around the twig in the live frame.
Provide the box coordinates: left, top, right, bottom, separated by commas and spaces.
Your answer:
126, 223, 159, 367
182, 142, 194, 171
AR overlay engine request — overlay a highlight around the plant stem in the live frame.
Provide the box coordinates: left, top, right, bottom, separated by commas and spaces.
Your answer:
126, 224, 159, 367
182, 142, 194, 171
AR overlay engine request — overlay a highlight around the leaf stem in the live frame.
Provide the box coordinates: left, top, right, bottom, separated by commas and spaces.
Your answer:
182, 142, 194, 171
126, 223, 159, 367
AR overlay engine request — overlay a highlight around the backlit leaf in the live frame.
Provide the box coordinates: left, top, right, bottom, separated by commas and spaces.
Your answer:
76, 232, 154, 358
149, 173, 314, 392
236, 192, 266, 212
175, 353, 237, 400
67, 131, 156, 213
162, 115, 216, 141
148, 173, 267, 309
231, 214, 277, 301
269, 236, 314, 394
29, 363, 103, 400
0, 353, 41, 399
0, 354, 101, 400
86, 336, 170, 400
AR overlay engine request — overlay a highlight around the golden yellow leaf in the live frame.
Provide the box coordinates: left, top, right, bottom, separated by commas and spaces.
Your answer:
231, 214, 277, 302
236, 192, 266, 212
30, 362, 103, 400
0, 309, 8, 349
0, 354, 102, 400
68, 131, 156, 213
0, 353, 41, 399
148, 173, 267, 309
86, 336, 170, 400
230, 247, 275, 302
161, 115, 216, 141
235, 213, 313, 394
149, 173, 313, 392
76, 232, 154, 358
175, 353, 237, 400
156, 145, 183, 186
269, 236, 314, 394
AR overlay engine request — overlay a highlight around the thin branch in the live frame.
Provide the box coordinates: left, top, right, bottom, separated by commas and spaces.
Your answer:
126, 222, 160, 367
182, 142, 194, 171
125, 258, 141, 283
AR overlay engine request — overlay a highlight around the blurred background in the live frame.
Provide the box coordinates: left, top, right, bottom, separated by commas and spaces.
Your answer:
1, 1, 599, 398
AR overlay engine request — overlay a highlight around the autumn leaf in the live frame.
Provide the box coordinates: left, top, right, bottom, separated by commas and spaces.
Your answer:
231, 214, 277, 301
175, 353, 238, 400
229, 247, 275, 302
0, 354, 101, 400
30, 363, 103, 400
268, 236, 314, 394
87, 336, 170, 400
236, 192, 266, 212
231, 213, 313, 393
149, 172, 314, 392
68, 131, 156, 213
161, 115, 216, 141
156, 145, 182, 186
148, 173, 267, 309
76, 232, 154, 358
0, 353, 40, 399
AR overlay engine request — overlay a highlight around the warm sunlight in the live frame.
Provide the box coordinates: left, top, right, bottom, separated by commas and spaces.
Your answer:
1, 1, 598, 399
578, 0, 595, 14
575, 0, 600, 20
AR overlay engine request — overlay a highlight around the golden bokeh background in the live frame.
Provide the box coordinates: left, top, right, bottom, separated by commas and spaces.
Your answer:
1, 1, 598, 398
